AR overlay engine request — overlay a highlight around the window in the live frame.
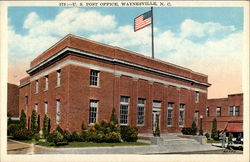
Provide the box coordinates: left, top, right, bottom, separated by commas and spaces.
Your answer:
35, 80, 39, 93
229, 106, 234, 116
235, 106, 239, 116
57, 70, 61, 87
45, 75, 49, 90
34, 104, 38, 112
137, 98, 145, 125
195, 91, 199, 103
216, 107, 221, 117
229, 106, 239, 116
56, 99, 60, 124
89, 100, 98, 124
90, 70, 99, 86
120, 96, 129, 125
206, 107, 209, 117
44, 102, 48, 114
167, 102, 174, 126
179, 104, 185, 126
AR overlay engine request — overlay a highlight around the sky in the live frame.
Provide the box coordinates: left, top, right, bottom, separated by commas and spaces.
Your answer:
8, 7, 243, 99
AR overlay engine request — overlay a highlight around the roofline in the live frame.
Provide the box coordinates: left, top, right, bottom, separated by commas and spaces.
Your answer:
31, 34, 208, 78
27, 47, 211, 87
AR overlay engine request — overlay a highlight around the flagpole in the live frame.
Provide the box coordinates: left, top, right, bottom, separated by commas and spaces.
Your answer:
151, 7, 154, 59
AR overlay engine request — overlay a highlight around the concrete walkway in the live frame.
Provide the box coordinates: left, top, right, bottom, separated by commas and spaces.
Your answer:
8, 134, 223, 154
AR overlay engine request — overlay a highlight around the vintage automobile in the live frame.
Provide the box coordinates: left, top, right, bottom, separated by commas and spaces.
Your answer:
227, 140, 243, 150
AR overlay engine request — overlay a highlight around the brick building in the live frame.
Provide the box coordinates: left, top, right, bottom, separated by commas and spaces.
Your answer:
7, 83, 19, 119
205, 93, 243, 136
19, 34, 211, 134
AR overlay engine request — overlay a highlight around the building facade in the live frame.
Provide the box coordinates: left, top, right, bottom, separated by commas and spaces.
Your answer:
8, 83, 19, 119
19, 34, 210, 134
205, 93, 243, 135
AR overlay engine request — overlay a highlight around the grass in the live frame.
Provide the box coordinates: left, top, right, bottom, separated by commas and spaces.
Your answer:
36, 141, 149, 148
207, 139, 220, 143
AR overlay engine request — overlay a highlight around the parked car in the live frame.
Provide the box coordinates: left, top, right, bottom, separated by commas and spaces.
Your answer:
227, 140, 243, 150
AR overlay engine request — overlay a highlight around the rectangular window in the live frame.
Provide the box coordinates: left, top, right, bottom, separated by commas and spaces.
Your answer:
57, 70, 61, 87
44, 102, 48, 114
216, 107, 221, 117
120, 96, 129, 125
229, 106, 234, 116
167, 102, 174, 126
34, 104, 38, 112
195, 91, 199, 103
235, 106, 239, 116
45, 75, 49, 90
35, 80, 39, 93
89, 100, 98, 124
206, 107, 209, 117
56, 99, 60, 124
179, 104, 185, 126
90, 70, 99, 86
137, 98, 145, 125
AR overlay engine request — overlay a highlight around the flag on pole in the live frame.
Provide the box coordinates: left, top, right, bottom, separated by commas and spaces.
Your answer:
134, 10, 152, 32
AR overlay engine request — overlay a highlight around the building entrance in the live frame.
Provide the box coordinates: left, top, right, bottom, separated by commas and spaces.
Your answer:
152, 111, 160, 132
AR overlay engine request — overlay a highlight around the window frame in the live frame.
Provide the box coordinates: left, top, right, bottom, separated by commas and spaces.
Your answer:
137, 98, 145, 126
206, 107, 209, 117
216, 107, 221, 117
44, 102, 48, 114
119, 96, 129, 125
56, 99, 60, 124
90, 70, 100, 87
56, 70, 61, 87
45, 75, 49, 90
167, 102, 174, 127
179, 104, 185, 127
35, 80, 39, 93
195, 91, 199, 103
89, 100, 98, 124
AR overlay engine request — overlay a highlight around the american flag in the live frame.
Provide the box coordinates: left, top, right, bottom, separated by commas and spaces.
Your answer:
134, 10, 152, 32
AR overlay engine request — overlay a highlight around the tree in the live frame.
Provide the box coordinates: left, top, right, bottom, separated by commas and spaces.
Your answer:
191, 121, 197, 135
20, 109, 26, 129
110, 108, 118, 124
211, 118, 218, 140
37, 115, 41, 132
43, 114, 49, 138
31, 110, 38, 133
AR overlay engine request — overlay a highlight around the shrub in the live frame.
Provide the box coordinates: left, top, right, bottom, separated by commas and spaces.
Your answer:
110, 108, 118, 124
12, 128, 33, 140
19, 109, 26, 129
86, 130, 104, 143
56, 126, 64, 135
191, 121, 197, 135
37, 115, 41, 133
211, 118, 218, 140
72, 131, 81, 142
109, 122, 120, 133
31, 110, 38, 133
120, 126, 138, 142
104, 132, 121, 143
47, 130, 64, 146
205, 133, 210, 139
7, 124, 20, 136
181, 127, 193, 135
63, 130, 72, 142
81, 122, 87, 131
33, 133, 40, 141
81, 130, 88, 142
43, 115, 49, 138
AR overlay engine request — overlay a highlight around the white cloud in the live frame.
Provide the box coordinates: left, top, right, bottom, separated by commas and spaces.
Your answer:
180, 19, 236, 38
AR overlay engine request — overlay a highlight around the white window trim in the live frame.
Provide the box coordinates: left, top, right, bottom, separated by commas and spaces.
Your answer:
44, 102, 48, 114
90, 70, 100, 87
45, 75, 49, 91
56, 70, 61, 87
195, 91, 199, 103
89, 100, 99, 124
119, 97, 129, 126
56, 99, 60, 124
216, 107, 221, 117
179, 104, 185, 127
34, 104, 38, 112
137, 99, 145, 126
35, 80, 39, 93
167, 103, 174, 127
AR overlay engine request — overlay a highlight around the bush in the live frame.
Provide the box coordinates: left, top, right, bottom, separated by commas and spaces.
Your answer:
47, 130, 64, 145
7, 124, 20, 136
63, 130, 72, 142
86, 130, 104, 143
81, 130, 88, 142
43, 115, 50, 138
228, 133, 234, 141
211, 118, 218, 140
104, 132, 121, 143
191, 121, 197, 135
181, 127, 193, 135
19, 109, 26, 129
33, 133, 40, 141
12, 128, 33, 140
72, 131, 81, 142
31, 110, 38, 133
120, 126, 138, 142
56, 126, 64, 136
205, 133, 210, 139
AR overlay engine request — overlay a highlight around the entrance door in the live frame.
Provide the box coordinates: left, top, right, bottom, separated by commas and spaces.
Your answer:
152, 111, 160, 132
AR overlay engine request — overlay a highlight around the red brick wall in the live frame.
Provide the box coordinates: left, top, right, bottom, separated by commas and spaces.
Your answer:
7, 83, 19, 117
205, 94, 243, 133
